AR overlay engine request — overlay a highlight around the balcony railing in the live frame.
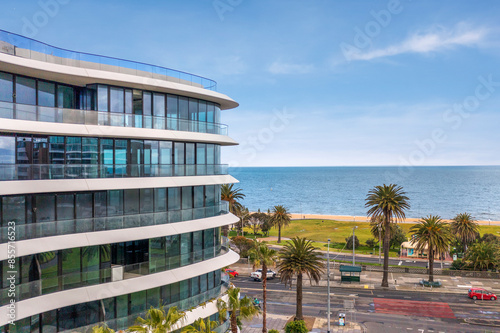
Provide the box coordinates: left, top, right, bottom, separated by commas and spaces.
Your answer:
0, 101, 228, 135
0, 242, 230, 306
0, 163, 228, 181
58, 283, 230, 333
0, 29, 217, 90
0, 202, 229, 244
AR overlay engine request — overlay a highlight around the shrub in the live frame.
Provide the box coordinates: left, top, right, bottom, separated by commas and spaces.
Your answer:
450, 259, 467, 270
365, 239, 376, 248
231, 236, 255, 257
345, 235, 360, 249
285, 320, 308, 333
268, 330, 280, 333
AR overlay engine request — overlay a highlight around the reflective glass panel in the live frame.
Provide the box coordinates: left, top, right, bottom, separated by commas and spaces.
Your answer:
97, 85, 108, 111
110, 87, 124, 113
16, 76, 36, 105
57, 85, 74, 109
0, 135, 15, 164
0, 72, 13, 102
37, 81, 55, 107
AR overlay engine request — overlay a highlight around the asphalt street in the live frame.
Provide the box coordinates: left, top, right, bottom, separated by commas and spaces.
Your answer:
233, 276, 500, 333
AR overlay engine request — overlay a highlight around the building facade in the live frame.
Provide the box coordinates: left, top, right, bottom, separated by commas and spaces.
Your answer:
0, 29, 239, 332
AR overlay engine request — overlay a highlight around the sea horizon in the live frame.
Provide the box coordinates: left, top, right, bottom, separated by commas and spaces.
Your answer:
229, 165, 500, 221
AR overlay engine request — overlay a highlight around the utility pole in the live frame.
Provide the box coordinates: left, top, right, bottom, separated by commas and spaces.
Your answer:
327, 238, 331, 333
378, 225, 382, 265
352, 226, 357, 265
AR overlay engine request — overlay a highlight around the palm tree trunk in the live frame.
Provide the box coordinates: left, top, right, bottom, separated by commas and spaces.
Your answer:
381, 214, 391, 287
230, 312, 238, 333
278, 225, 282, 244
262, 263, 267, 333
429, 248, 434, 282
296, 272, 303, 320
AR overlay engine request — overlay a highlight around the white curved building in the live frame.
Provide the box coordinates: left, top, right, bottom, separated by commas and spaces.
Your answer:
0, 29, 239, 332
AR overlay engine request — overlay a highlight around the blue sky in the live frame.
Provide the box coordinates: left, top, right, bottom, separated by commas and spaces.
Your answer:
1, 0, 499, 166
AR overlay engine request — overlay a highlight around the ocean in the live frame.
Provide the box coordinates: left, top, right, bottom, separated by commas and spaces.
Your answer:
228, 166, 500, 221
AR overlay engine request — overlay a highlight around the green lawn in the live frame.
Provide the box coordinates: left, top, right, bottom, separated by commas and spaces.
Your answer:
232, 219, 500, 257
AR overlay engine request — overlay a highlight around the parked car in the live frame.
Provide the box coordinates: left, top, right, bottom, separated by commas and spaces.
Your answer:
250, 269, 277, 281
225, 269, 239, 278
468, 288, 497, 300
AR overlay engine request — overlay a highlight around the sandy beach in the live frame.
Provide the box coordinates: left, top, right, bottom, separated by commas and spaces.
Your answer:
289, 213, 500, 225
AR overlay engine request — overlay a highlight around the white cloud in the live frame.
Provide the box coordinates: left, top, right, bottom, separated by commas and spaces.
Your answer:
350, 23, 488, 61
268, 61, 315, 74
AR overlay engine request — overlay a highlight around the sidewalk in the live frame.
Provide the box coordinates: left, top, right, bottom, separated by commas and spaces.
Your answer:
241, 313, 365, 333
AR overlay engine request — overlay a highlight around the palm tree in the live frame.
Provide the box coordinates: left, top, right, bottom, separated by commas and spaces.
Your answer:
464, 241, 500, 271
451, 213, 479, 252
271, 205, 291, 243
217, 287, 260, 333
365, 184, 410, 287
182, 318, 218, 333
128, 305, 184, 332
277, 237, 324, 320
248, 242, 279, 333
221, 184, 246, 237
409, 215, 453, 282
91, 324, 115, 333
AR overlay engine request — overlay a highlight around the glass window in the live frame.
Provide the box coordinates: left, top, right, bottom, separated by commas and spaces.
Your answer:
62, 248, 81, 289
191, 276, 200, 296
125, 89, 133, 114
65, 137, 82, 164
110, 87, 124, 113
2, 196, 26, 226
196, 144, 206, 165
97, 85, 108, 111
0, 72, 13, 102
167, 94, 178, 118
36, 194, 55, 222
130, 291, 147, 315
32, 137, 49, 164
181, 232, 192, 266
207, 103, 215, 123
215, 105, 221, 124
204, 228, 215, 249
154, 188, 167, 212
153, 93, 165, 116
37, 81, 55, 107
143, 92, 152, 116
116, 295, 128, 318
147, 287, 160, 308
206, 185, 215, 206
174, 143, 184, 164
206, 144, 215, 165
178, 97, 188, 119
76, 193, 93, 219
170, 282, 180, 303
57, 194, 74, 221
179, 279, 190, 299
199, 101, 207, 122
15, 76, 36, 105
193, 230, 203, 260
124, 189, 139, 215
16, 136, 32, 165
0, 135, 15, 164
115, 140, 127, 176
182, 187, 192, 210
189, 99, 198, 121
208, 270, 215, 289
82, 138, 98, 164
107, 190, 123, 216
159, 141, 172, 164
130, 139, 143, 165
149, 238, 165, 273
140, 188, 154, 213
144, 140, 159, 165
194, 186, 204, 208
168, 188, 181, 210
58, 85, 75, 109
41, 309, 58, 333
186, 143, 195, 164
94, 191, 107, 217
200, 273, 208, 293
82, 246, 99, 285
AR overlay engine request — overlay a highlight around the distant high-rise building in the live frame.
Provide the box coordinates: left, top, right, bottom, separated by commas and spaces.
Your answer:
0, 29, 239, 332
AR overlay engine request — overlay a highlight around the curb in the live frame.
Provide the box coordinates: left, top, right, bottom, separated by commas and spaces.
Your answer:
464, 318, 500, 327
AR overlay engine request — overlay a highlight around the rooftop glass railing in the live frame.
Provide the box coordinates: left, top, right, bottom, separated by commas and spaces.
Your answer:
0, 101, 229, 135
0, 29, 217, 90
0, 241, 229, 306
0, 201, 229, 244
0, 163, 228, 181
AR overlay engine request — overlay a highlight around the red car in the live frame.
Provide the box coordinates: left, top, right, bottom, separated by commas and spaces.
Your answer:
468, 288, 497, 300
225, 269, 239, 278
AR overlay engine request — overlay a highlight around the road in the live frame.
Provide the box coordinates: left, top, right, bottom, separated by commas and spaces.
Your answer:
233, 276, 500, 333
268, 245, 448, 268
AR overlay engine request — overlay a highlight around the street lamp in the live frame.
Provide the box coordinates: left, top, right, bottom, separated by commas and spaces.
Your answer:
327, 238, 331, 333
352, 226, 358, 265
378, 225, 382, 265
